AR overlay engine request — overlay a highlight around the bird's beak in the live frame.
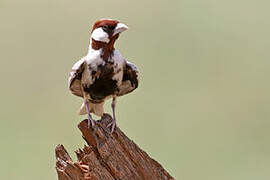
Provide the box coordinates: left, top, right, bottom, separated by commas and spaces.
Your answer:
113, 23, 128, 36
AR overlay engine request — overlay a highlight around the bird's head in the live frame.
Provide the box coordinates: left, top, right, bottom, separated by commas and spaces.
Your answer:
90, 19, 128, 45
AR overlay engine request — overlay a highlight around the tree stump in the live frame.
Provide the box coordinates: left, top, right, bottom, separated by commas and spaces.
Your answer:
55, 114, 175, 180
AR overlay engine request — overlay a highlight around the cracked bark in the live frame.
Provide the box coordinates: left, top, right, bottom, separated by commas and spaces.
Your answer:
55, 114, 175, 180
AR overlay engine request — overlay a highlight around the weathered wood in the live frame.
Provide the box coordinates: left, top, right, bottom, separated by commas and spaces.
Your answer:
55, 114, 175, 180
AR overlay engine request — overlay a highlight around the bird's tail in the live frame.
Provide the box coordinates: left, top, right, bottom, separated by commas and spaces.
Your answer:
78, 101, 105, 117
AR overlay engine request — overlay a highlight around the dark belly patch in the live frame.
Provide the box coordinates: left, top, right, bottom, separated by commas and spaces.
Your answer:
83, 63, 118, 101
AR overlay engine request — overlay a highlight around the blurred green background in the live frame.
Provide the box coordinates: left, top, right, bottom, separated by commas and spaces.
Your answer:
1, 0, 270, 179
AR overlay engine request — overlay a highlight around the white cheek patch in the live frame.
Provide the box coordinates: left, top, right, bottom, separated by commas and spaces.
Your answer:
91, 27, 110, 43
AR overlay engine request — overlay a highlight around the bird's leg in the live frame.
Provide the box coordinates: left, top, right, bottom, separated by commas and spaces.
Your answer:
85, 99, 95, 128
107, 96, 117, 133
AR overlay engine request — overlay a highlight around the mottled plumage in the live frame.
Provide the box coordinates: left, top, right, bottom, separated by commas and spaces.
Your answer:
68, 19, 139, 132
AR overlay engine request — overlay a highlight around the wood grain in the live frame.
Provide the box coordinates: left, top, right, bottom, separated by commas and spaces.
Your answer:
55, 114, 175, 180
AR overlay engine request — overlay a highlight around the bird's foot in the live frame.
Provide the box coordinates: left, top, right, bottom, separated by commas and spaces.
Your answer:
88, 114, 95, 128
107, 118, 117, 133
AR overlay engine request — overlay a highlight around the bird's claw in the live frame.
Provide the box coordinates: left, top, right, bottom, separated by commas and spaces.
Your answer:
107, 119, 117, 133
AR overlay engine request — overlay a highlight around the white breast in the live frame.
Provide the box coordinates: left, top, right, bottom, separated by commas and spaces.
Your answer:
85, 49, 105, 70
111, 50, 125, 85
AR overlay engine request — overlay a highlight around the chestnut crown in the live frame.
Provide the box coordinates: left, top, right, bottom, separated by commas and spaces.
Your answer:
91, 19, 128, 44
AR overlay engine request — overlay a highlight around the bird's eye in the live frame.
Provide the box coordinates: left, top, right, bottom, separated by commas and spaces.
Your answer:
102, 25, 109, 31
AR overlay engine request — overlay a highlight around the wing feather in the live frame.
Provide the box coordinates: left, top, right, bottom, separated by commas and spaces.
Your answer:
68, 58, 85, 97
117, 60, 139, 96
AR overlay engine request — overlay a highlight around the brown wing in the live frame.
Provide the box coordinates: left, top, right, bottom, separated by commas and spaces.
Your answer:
117, 61, 139, 96
68, 58, 85, 97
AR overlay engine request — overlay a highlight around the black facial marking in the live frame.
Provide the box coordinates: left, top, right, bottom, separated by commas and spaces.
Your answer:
102, 25, 115, 35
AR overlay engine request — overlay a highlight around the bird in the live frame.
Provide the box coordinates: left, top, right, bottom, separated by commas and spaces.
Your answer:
68, 19, 139, 132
